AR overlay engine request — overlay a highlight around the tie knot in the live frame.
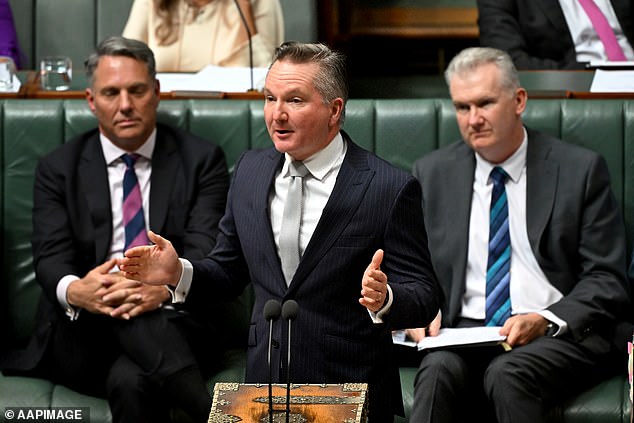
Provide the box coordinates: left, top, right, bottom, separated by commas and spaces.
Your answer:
122, 153, 140, 168
490, 166, 508, 185
289, 160, 309, 178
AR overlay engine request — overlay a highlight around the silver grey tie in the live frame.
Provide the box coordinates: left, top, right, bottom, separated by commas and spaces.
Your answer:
279, 161, 309, 285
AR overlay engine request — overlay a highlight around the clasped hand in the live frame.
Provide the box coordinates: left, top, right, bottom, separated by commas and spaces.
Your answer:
67, 258, 169, 320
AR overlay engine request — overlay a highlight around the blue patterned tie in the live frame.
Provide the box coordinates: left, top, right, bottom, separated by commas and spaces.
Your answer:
122, 154, 149, 251
485, 166, 511, 326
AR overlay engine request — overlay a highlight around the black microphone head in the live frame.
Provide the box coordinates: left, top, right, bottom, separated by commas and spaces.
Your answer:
281, 300, 299, 321
263, 299, 282, 321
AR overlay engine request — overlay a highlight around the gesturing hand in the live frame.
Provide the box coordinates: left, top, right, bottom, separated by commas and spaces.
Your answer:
359, 249, 389, 313
119, 230, 182, 287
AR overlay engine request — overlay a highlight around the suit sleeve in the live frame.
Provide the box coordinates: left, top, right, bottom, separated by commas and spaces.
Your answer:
545, 154, 630, 343
381, 175, 441, 329
31, 156, 89, 307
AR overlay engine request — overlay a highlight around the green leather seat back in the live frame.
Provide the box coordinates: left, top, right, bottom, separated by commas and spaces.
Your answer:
374, 99, 440, 171
342, 99, 375, 152
2, 100, 65, 346
190, 100, 252, 173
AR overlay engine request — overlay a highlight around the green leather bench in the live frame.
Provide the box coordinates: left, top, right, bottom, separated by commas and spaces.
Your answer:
0, 98, 632, 422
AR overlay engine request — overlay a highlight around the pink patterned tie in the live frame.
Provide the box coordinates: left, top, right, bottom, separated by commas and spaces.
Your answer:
578, 0, 627, 61
122, 154, 149, 250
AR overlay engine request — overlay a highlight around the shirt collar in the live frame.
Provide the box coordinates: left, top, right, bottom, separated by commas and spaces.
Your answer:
100, 128, 157, 165
282, 132, 346, 181
475, 127, 527, 185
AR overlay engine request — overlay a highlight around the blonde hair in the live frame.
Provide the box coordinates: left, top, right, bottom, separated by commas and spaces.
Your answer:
153, 0, 200, 46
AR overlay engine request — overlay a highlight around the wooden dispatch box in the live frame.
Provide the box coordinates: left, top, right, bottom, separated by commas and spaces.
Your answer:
209, 382, 368, 423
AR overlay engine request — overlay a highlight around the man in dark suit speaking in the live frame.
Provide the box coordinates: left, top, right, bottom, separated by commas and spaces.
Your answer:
2, 37, 230, 423
121, 41, 441, 422
409, 46, 632, 422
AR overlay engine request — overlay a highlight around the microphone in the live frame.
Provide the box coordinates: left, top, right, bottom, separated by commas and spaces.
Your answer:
263, 299, 282, 423
232, 0, 255, 92
281, 300, 299, 423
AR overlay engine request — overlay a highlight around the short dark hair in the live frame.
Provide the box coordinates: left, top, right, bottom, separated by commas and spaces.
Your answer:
271, 41, 348, 123
85, 36, 157, 86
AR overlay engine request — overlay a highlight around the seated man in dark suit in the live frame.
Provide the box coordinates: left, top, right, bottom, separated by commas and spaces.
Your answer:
1, 36, 230, 423
477, 0, 634, 69
409, 46, 632, 422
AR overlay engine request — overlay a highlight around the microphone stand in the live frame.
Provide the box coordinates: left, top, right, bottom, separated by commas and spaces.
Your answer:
281, 300, 299, 423
232, 0, 255, 92
263, 299, 282, 423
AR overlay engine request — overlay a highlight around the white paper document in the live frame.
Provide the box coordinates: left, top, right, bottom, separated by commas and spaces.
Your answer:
587, 60, 634, 69
590, 69, 634, 92
415, 327, 507, 351
157, 65, 268, 93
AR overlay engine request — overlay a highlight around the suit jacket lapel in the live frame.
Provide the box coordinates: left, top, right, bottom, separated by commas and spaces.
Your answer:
445, 144, 476, 325
535, 0, 570, 34
289, 136, 373, 290
261, 150, 287, 289
78, 135, 112, 261
149, 128, 178, 232
525, 129, 558, 254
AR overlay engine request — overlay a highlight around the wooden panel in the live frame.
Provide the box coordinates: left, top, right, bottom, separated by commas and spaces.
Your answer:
210, 383, 368, 422
350, 7, 479, 39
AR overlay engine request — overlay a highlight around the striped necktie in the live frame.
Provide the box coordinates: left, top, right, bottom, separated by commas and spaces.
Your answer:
279, 161, 309, 285
578, 0, 627, 61
485, 166, 511, 326
122, 154, 149, 251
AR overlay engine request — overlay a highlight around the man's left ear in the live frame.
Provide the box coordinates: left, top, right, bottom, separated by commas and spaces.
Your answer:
85, 88, 96, 114
515, 88, 528, 114
330, 98, 344, 124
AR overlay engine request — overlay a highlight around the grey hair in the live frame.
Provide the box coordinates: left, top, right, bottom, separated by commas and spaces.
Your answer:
85, 36, 157, 87
270, 41, 348, 124
444, 47, 520, 94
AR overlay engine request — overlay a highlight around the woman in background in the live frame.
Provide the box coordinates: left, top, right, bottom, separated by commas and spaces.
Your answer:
123, 0, 284, 72
0, 0, 21, 68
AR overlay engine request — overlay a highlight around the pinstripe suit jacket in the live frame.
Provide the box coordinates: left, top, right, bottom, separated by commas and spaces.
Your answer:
186, 131, 440, 418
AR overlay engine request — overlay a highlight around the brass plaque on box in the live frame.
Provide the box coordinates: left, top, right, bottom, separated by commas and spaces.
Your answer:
209, 383, 368, 423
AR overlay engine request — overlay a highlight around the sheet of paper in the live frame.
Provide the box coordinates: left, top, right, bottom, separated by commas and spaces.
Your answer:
416, 327, 506, 351
590, 69, 634, 92
588, 60, 634, 69
157, 65, 268, 93
0, 75, 21, 93
392, 329, 417, 348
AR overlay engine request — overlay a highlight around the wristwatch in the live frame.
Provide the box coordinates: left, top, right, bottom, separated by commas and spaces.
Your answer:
544, 322, 559, 337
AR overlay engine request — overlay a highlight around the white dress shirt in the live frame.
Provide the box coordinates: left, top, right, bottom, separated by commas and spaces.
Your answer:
559, 0, 634, 61
56, 130, 156, 319
461, 129, 567, 333
270, 132, 346, 261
